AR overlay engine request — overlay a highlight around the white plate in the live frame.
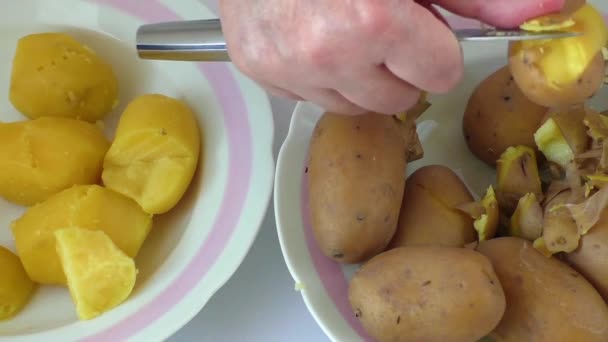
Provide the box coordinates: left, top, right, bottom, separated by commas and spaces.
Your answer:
274, 3, 608, 342
0, 1, 274, 341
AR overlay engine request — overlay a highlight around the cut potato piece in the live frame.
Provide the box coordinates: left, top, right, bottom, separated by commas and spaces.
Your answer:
9, 32, 119, 122
534, 118, 575, 168
55, 228, 136, 320
0, 246, 36, 321
11, 184, 152, 284
0, 117, 109, 206
102, 94, 201, 215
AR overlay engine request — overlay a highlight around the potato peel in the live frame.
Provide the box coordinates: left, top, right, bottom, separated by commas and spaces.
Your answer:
565, 185, 608, 235
510, 193, 544, 241
496, 146, 543, 212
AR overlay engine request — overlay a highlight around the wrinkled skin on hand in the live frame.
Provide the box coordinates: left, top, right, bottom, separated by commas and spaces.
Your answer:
219, 0, 565, 115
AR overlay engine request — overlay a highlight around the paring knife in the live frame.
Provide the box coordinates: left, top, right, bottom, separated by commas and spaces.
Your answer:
135, 19, 581, 62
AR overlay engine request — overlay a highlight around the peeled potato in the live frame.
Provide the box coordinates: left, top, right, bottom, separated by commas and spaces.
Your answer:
11, 184, 152, 285
508, 4, 608, 108
102, 94, 201, 215
0, 117, 109, 206
9, 32, 119, 122
0, 246, 36, 321
55, 228, 136, 320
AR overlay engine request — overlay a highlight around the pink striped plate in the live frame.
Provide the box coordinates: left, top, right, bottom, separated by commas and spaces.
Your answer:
0, 0, 274, 341
274, 3, 608, 341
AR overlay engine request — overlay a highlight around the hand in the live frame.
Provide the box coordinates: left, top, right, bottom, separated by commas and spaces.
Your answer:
219, 0, 564, 115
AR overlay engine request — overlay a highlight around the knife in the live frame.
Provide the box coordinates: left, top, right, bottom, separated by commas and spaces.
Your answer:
135, 19, 581, 62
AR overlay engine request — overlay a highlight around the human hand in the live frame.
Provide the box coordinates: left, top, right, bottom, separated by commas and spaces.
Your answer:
219, 0, 565, 115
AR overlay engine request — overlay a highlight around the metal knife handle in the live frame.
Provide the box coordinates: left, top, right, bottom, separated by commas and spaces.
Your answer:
136, 19, 231, 61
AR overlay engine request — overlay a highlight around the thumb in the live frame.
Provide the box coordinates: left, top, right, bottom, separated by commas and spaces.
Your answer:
431, 0, 565, 28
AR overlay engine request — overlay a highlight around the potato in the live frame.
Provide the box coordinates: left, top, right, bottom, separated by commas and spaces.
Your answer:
0, 246, 36, 321
9, 32, 119, 122
308, 112, 410, 263
508, 4, 607, 108
0, 117, 109, 206
388, 165, 476, 248
463, 65, 547, 166
348, 247, 506, 342
102, 94, 201, 215
474, 237, 608, 341
11, 184, 152, 285
567, 209, 608, 301
496, 146, 542, 212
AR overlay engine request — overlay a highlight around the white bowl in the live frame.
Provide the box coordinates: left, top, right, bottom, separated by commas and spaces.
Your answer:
274, 4, 608, 341
0, 1, 274, 341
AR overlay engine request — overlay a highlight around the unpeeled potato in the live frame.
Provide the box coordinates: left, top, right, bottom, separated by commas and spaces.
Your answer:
474, 237, 608, 342
463, 65, 547, 166
11, 184, 152, 285
389, 165, 476, 248
9, 32, 119, 122
0, 117, 109, 206
102, 94, 201, 215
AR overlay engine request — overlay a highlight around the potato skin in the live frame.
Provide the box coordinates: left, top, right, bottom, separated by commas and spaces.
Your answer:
348, 247, 506, 342
567, 210, 608, 302
308, 112, 407, 263
389, 165, 476, 248
0, 117, 109, 206
463, 65, 547, 166
9, 33, 118, 122
474, 237, 608, 342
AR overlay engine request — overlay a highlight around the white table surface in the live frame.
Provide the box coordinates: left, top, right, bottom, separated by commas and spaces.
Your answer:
168, 95, 330, 342
167, 2, 330, 340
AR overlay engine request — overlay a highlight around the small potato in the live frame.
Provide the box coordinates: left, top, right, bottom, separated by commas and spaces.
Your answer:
0, 117, 109, 206
0, 246, 36, 321
508, 4, 607, 108
308, 112, 409, 263
463, 65, 547, 166
567, 209, 608, 301
11, 184, 152, 285
10, 32, 119, 122
348, 247, 506, 342
474, 237, 608, 342
389, 165, 476, 248
102, 94, 201, 215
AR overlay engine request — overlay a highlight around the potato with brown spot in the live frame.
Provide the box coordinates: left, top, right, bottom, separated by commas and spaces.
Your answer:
389, 165, 476, 248
474, 237, 608, 342
348, 247, 506, 342
463, 65, 547, 166
308, 112, 412, 263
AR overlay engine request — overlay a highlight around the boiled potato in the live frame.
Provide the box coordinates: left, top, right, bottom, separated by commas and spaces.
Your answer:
102, 94, 201, 215
349, 247, 506, 342
0, 117, 109, 206
508, 4, 607, 108
567, 209, 608, 301
11, 184, 152, 285
474, 237, 608, 342
389, 165, 476, 248
10, 32, 119, 122
0, 246, 36, 321
463, 65, 547, 166
308, 112, 410, 263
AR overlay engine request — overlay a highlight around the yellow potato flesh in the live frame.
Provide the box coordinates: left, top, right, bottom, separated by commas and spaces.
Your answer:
0, 246, 36, 321
102, 94, 201, 215
0, 117, 109, 206
9, 33, 119, 122
11, 184, 152, 284
509, 4, 608, 107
